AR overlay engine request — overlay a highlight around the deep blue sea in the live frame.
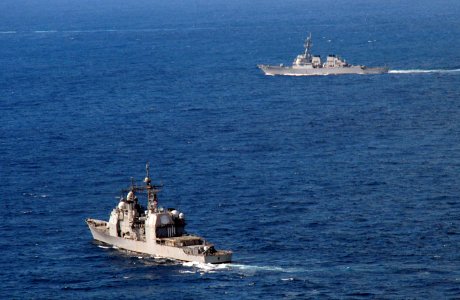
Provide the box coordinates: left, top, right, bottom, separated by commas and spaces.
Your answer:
1, 0, 460, 298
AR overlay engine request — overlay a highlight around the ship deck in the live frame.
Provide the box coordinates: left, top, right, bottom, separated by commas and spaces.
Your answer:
157, 235, 204, 247
86, 218, 109, 234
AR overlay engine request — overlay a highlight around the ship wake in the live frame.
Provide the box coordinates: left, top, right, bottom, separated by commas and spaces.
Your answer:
182, 261, 301, 273
228, 263, 301, 273
389, 68, 460, 74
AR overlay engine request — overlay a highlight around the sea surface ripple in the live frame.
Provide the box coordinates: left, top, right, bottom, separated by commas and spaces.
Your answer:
1, 0, 460, 298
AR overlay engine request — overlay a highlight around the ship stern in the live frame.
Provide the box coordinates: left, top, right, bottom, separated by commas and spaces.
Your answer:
204, 250, 233, 264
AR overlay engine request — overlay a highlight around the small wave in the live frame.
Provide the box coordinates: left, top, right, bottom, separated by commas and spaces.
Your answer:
281, 277, 295, 281
63, 29, 168, 34
152, 255, 173, 262
389, 69, 460, 74
34, 30, 58, 33
22, 192, 49, 198
0, 31, 16, 34
179, 270, 196, 274
62, 28, 205, 33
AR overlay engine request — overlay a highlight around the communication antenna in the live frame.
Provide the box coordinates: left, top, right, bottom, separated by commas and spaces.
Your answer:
145, 162, 151, 183
144, 162, 155, 210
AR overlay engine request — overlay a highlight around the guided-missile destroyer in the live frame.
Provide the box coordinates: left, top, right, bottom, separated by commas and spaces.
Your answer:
86, 164, 232, 263
258, 33, 388, 76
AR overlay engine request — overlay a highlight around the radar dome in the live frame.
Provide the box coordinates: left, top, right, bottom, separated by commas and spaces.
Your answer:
160, 214, 171, 225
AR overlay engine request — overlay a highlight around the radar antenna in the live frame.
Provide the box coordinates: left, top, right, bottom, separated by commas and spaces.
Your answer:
304, 32, 312, 62
145, 162, 150, 181
119, 163, 162, 210
144, 162, 159, 211
130, 177, 135, 190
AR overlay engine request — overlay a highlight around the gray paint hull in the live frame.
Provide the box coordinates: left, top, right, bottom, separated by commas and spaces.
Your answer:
258, 65, 388, 76
87, 219, 232, 264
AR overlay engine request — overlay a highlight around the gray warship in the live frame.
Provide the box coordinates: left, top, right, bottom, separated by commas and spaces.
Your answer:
86, 164, 232, 264
258, 33, 388, 76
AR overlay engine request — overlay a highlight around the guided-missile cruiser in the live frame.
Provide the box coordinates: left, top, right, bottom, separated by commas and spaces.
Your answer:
258, 33, 388, 76
86, 164, 232, 263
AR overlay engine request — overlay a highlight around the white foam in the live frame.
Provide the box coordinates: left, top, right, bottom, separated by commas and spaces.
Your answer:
228, 263, 299, 273
389, 68, 460, 74
183, 261, 216, 270
98, 245, 110, 249
182, 261, 197, 267
281, 277, 295, 281
180, 261, 230, 273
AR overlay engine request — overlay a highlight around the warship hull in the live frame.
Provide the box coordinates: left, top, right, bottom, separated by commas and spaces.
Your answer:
87, 219, 232, 264
258, 64, 388, 76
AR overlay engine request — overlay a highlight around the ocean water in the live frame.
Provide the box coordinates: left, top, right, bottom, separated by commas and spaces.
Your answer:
1, 0, 460, 298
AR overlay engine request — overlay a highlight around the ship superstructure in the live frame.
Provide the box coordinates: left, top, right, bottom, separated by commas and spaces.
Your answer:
86, 164, 232, 263
258, 33, 388, 76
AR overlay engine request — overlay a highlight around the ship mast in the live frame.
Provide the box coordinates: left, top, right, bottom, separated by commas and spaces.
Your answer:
144, 162, 158, 211
304, 32, 312, 62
